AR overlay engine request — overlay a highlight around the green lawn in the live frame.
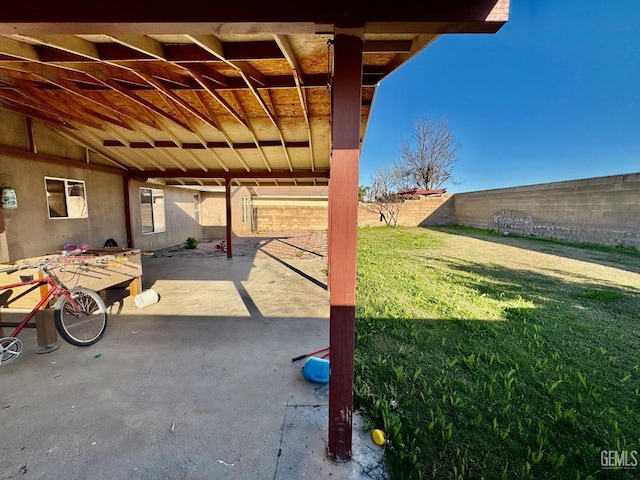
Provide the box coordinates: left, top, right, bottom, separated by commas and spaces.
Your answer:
354, 226, 640, 480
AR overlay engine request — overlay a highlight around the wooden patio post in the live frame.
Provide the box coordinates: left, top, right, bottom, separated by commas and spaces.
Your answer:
327, 30, 363, 462
123, 176, 134, 248
225, 178, 233, 259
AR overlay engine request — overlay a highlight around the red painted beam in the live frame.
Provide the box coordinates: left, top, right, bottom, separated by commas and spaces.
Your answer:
122, 176, 134, 248
327, 31, 362, 462
225, 178, 233, 259
0, 1, 508, 31
126, 169, 329, 180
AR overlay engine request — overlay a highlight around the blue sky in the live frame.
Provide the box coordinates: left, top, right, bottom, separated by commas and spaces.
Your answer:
360, 0, 640, 193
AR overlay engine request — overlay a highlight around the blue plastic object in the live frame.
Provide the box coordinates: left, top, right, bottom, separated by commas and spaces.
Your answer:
302, 357, 330, 384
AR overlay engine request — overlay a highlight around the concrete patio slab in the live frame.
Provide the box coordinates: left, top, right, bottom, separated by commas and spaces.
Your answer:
0, 244, 386, 480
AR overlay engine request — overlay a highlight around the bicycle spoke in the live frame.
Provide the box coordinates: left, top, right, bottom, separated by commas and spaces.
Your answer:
0, 337, 22, 365
55, 288, 107, 347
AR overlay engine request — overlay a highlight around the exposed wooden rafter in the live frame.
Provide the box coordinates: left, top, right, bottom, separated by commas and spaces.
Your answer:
0, 4, 507, 186
273, 34, 314, 171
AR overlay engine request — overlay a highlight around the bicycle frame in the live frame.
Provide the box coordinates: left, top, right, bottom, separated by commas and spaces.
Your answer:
0, 274, 77, 338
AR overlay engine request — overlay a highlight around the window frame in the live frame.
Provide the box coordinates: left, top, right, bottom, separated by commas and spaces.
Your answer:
139, 187, 166, 234
193, 193, 201, 225
44, 176, 88, 219
242, 196, 250, 224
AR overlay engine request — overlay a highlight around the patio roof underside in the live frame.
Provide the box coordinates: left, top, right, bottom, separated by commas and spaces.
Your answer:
0, 1, 507, 187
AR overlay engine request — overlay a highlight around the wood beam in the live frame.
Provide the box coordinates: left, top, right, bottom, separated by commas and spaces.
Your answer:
135, 130, 188, 172
46, 125, 131, 171
107, 35, 166, 60
327, 30, 363, 463
225, 178, 233, 259
194, 91, 250, 171
123, 176, 133, 248
0, 98, 73, 129
274, 34, 315, 171
126, 169, 329, 180
0, 145, 126, 175
88, 73, 194, 132
152, 91, 228, 171
0, 1, 509, 32
0, 62, 161, 130
363, 40, 412, 53
26, 116, 36, 153
137, 72, 218, 131
100, 124, 164, 171
3, 36, 193, 132
0, 36, 40, 61
0, 88, 104, 130
385, 34, 439, 74
185, 37, 273, 171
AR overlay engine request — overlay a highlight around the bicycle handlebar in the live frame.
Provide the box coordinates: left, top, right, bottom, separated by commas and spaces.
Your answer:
0, 266, 19, 274
0, 250, 93, 276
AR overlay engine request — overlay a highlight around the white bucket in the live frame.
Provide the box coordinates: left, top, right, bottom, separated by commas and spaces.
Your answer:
134, 289, 159, 308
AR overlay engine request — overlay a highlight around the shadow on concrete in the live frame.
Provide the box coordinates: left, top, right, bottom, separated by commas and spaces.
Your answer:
258, 248, 328, 291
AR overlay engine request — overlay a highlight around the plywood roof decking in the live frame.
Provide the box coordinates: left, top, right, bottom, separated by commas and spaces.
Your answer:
0, 1, 508, 186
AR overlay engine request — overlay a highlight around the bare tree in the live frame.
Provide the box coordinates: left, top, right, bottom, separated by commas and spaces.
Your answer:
363, 165, 404, 227
395, 116, 460, 190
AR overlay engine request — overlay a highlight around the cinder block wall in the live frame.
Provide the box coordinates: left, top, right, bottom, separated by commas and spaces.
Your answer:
358, 195, 454, 227
454, 173, 640, 249
254, 206, 328, 232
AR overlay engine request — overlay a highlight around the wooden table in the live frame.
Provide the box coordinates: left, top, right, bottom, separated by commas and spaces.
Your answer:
0, 248, 142, 351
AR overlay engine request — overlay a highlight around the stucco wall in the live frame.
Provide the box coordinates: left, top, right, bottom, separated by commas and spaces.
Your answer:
199, 186, 252, 237
454, 173, 640, 249
231, 186, 253, 236
128, 181, 223, 250
358, 195, 454, 227
0, 156, 127, 261
0, 109, 127, 262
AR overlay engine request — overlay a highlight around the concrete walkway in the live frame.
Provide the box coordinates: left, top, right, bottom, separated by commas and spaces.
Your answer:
0, 242, 386, 480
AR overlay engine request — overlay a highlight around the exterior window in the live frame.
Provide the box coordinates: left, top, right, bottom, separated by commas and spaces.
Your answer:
140, 188, 166, 234
193, 193, 201, 225
242, 197, 250, 224
45, 177, 88, 219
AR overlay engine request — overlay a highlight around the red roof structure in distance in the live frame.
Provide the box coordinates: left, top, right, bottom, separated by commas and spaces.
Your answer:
398, 188, 447, 199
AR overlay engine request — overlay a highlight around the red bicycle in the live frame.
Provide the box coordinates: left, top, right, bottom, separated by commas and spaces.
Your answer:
0, 251, 108, 365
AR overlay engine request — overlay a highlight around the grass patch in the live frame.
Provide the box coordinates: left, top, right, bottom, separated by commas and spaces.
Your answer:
355, 227, 640, 479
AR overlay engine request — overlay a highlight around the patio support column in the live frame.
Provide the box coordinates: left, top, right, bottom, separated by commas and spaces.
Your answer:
327, 29, 363, 462
225, 177, 233, 259
123, 176, 133, 248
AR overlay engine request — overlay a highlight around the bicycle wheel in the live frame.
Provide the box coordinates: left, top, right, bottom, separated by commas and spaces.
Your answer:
0, 337, 23, 365
54, 287, 108, 346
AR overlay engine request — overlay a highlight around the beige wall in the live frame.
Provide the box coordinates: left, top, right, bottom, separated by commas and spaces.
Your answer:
0, 110, 127, 262
0, 158, 127, 261
200, 186, 252, 237
254, 205, 328, 232
249, 195, 454, 232
358, 194, 454, 227
454, 173, 640, 249
128, 181, 228, 250
231, 186, 253, 236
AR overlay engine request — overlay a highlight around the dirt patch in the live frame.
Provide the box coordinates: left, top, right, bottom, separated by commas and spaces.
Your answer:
430, 227, 640, 291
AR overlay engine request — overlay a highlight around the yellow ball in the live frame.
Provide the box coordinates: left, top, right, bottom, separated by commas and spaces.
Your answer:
372, 429, 386, 446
